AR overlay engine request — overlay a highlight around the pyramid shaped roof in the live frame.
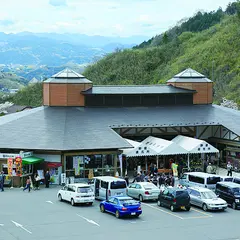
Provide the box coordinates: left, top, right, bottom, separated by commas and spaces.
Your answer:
44, 68, 92, 84
167, 68, 212, 83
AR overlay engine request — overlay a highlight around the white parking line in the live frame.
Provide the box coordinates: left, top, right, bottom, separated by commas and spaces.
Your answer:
76, 214, 100, 227
142, 203, 184, 220
0, 224, 4, 227
46, 201, 54, 204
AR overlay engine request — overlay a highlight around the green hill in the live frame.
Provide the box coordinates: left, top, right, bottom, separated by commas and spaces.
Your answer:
0, 72, 26, 89
83, 2, 240, 105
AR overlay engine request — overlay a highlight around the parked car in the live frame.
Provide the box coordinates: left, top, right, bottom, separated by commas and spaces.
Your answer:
127, 182, 160, 202
100, 196, 142, 218
187, 186, 227, 211
215, 182, 240, 209
57, 183, 94, 206
233, 177, 240, 185
157, 187, 191, 212
179, 172, 221, 190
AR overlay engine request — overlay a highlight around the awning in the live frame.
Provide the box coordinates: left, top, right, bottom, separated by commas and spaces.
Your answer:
171, 135, 219, 154
121, 139, 141, 155
46, 162, 62, 168
127, 136, 188, 157
22, 156, 44, 165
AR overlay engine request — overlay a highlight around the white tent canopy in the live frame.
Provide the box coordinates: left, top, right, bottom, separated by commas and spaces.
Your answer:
121, 138, 141, 155
171, 135, 219, 154
127, 136, 188, 157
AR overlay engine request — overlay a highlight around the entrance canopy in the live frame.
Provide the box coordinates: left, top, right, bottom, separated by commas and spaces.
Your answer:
127, 136, 188, 157
121, 139, 141, 155
22, 156, 44, 165
171, 135, 219, 154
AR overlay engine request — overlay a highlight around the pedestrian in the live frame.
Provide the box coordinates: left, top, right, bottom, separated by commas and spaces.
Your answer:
0, 171, 5, 192
206, 163, 213, 174
23, 177, 31, 192
45, 171, 50, 188
124, 174, 129, 186
140, 171, 145, 182
34, 173, 41, 190
203, 160, 208, 173
152, 174, 158, 186
227, 161, 233, 176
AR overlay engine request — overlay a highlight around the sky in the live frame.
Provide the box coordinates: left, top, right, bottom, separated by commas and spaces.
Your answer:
0, 0, 234, 37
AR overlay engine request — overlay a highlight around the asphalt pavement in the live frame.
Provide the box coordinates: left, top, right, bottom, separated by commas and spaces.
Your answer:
0, 186, 239, 240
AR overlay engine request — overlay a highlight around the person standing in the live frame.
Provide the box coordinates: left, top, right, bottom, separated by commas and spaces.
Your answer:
227, 162, 233, 176
34, 173, 41, 190
45, 171, 50, 188
23, 177, 31, 192
0, 171, 5, 192
124, 174, 129, 186
206, 163, 213, 174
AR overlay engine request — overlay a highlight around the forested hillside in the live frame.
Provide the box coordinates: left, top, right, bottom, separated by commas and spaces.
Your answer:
84, 1, 240, 105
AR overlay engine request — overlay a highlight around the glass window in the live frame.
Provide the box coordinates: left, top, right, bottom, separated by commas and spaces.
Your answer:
136, 184, 142, 189
108, 197, 115, 203
120, 199, 139, 205
234, 178, 240, 184
129, 184, 136, 188
113, 198, 118, 205
101, 181, 108, 189
232, 188, 240, 195
201, 191, 217, 199
207, 177, 220, 185
110, 181, 126, 189
77, 187, 93, 193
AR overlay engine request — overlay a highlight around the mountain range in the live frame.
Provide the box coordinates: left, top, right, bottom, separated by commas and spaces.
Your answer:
0, 32, 148, 66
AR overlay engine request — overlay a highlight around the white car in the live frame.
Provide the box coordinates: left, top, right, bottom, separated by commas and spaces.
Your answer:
57, 183, 95, 206
187, 186, 227, 211
127, 182, 160, 201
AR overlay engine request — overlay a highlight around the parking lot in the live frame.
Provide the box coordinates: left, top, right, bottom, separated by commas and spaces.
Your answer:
0, 187, 240, 240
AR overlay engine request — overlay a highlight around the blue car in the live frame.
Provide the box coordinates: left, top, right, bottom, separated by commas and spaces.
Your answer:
100, 196, 142, 218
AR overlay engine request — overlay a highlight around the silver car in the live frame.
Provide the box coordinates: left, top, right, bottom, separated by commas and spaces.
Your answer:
127, 182, 160, 202
187, 186, 228, 211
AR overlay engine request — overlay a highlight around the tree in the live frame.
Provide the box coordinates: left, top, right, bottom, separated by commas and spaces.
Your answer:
162, 32, 169, 44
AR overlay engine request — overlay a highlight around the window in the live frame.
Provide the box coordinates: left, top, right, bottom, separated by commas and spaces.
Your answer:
129, 184, 136, 188
113, 198, 118, 205
101, 181, 108, 189
108, 197, 115, 203
207, 177, 220, 185
190, 190, 200, 197
163, 189, 169, 195
232, 187, 240, 195
136, 184, 142, 189
110, 181, 126, 189
189, 175, 204, 184
77, 187, 93, 193
181, 174, 187, 180
201, 191, 217, 199
234, 178, 240, 184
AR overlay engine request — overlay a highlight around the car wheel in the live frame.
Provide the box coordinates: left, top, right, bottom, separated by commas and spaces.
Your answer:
58, 194, 62, 201
185, 206, 191, 211
139, 195, 144, 202
170, 205, 175, 212
157, 200, 162, 207
232, 202, 237, 210
202, 204, 208, 212
71, 198, 75, 206
115, 210, 120, 218
100, 204, 105, 213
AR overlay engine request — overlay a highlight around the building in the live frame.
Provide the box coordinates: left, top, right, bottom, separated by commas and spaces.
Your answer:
0, 68, 239, 184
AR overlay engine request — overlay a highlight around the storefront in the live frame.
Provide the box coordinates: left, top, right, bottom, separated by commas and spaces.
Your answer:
64, 153, 121, 183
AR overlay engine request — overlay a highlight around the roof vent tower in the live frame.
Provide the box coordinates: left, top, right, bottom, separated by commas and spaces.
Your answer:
43, 68, 92, 106
167, 68, 213, 104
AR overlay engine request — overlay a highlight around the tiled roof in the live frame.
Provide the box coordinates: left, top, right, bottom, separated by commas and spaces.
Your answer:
82, 85, 196, 95
0, 105, 239, 151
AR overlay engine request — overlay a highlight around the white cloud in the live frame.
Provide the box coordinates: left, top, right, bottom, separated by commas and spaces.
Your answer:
0, 0, 233, 37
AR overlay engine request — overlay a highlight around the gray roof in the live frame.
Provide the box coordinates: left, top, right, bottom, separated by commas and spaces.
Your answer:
167, 68, 212, 83
82, 85, 196, 95
44, 68, 92, 84
0, 104, 239, 151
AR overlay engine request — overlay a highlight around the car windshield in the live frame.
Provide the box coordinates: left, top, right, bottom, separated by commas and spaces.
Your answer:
207, 177, 220, 184
201, 191, 217, 199
233, 188, 240, 195
119, 199, 139, 206
77, 187, 93, 193
224, 178, 233, 182
143, 184, 158, 190
110, 181, 126, 189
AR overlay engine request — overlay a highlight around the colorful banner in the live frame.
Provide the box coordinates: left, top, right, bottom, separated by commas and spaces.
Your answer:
15, 157, 22, 176
7, 158, 13, 176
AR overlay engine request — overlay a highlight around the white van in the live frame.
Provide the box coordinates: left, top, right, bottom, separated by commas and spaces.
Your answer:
179, 172, 221, 190
91, 176, 127, 200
